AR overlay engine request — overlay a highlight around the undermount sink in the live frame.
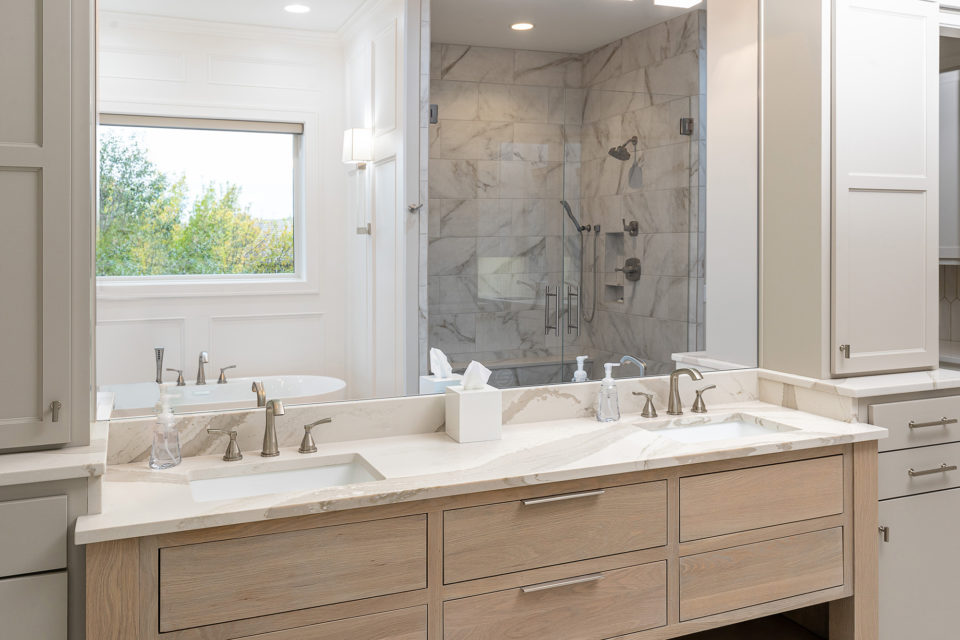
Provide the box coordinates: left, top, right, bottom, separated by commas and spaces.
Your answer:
189, 454, 384, 502
639, 413, 799, 444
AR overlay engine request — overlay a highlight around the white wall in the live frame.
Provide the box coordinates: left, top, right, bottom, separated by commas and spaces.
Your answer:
704, 0, 759, 368
96, 13, 348, 388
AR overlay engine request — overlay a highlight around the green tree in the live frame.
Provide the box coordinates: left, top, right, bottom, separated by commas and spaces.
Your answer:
96, 129, 294, 276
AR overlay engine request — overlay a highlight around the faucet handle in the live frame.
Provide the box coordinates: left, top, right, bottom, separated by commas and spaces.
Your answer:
632, 392, 658, 418
207, 428, 242, 461
299, 417, 333, 454
166, 368, 185, 386
218, 365, 237, 384
692, 385, 717, 414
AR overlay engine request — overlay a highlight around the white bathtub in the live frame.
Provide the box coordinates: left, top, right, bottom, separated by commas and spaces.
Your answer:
101, 375, 347, 418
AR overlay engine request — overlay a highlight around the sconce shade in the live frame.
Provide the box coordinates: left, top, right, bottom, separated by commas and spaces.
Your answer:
342, 128, 373, 164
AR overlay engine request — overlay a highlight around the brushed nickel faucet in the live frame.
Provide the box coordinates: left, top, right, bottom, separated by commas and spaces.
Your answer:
261, 399, 285, 457
667, 368, 704, 415
251, 381, 266, 407
196, 351, 209, 385
619, 355, 647, 376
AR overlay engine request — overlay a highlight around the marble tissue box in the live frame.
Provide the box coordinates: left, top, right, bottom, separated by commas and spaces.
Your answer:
445, 384, 502, 443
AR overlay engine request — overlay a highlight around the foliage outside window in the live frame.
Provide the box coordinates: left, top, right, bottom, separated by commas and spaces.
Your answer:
97, 120, 297, 277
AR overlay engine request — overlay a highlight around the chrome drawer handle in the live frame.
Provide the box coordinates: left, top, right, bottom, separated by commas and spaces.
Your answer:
521, 573, 604, 594
907, 464, 958, 477
522, 489, 605, 506
908, 417, 958, 429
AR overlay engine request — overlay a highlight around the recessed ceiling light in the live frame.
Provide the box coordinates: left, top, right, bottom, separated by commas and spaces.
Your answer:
284, 4, 311, 14
653, 0, 703, 7
511, 22, 534, 31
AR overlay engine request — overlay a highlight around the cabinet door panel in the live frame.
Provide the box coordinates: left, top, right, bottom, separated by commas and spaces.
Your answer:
0, 571, 68, 640
879, 490, 960, 639
833, 0, 938, 375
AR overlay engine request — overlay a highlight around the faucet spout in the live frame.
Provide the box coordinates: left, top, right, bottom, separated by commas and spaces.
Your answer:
667, 368, 704, 416
196, 351, 209, 385
261, 399, 285, 457
251, 381, 266, 407
619, 355, 647, 377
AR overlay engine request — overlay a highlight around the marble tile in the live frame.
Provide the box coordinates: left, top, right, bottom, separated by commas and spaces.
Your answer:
428, 159, 499, 199
476, 310, 545, 351
499, 160, 563, 198
430, 120, 513, 160
430, 43, 442, 80
514, 50, 580, 87
441, 44, 514, 83
479, 83, 550, 123
431, 80, 480, 120
621, 10, 702, 73
430, 313, 477, 352
646, 50, 700, 100
509, 123, 564, 162
623, 275, 689, 321
621, 189, 690, 233
582, 39, 623, 87
477, 235, 547, 274
621, 96, 691, 151
429, 237, 477, 275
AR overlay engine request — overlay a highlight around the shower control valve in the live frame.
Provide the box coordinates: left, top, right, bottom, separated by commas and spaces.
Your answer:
616, 258, 642, 282
622, 219, 639, 236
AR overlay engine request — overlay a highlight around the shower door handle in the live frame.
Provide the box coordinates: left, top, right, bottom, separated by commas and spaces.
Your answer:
544, 285, 559, 336
567, 286, 581, 336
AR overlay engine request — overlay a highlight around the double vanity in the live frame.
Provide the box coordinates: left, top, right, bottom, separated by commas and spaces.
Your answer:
79, 370, 886, 640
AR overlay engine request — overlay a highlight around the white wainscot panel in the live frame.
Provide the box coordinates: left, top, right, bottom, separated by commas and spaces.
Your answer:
374, 20, 398, 134
209, 313, 326, 378
208, 54, 322, 91
99, 49, 187, 82
96, 318, 186, 386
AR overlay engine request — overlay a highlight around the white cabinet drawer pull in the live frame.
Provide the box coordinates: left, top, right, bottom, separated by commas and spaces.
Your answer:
522, 490, 605, 506
908, 417, 958, 429
907, 463, 958, 477
521, 573, 604, 593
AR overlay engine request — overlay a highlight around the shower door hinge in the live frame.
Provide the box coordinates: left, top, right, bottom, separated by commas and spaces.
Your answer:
429, 104, 439, 124
680, 117, 695, 136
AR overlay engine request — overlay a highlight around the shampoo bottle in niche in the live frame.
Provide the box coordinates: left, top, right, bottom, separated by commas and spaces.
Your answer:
572, 355, 590, 383
596, 362, 621, 422
149, 384, 182, 469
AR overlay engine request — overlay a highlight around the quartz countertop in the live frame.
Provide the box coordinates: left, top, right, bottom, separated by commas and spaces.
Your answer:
74, 401, 885, 544
0, 421, 108, 488
759, 368, 960, 398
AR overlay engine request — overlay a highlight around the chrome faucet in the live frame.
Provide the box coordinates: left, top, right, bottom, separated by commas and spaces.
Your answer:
196, 351, 209, 385
667, 368, 704, 415
619, 355, 647, 376
251, 381, 266, 407
261, 399, 285, 457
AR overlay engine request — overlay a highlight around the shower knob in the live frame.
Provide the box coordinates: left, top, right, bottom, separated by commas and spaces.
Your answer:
616, 258, 642, 282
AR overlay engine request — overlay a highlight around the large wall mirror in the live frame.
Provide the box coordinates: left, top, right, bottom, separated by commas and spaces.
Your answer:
94, 0, 759, 419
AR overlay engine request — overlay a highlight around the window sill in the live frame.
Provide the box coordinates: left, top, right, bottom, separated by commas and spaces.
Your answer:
96, 274, 317, 300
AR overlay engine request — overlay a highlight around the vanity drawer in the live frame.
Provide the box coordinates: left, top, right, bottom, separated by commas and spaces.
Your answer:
879, 442, 960, 499
443, 561, 667, 640
869, 396, 960, 452
232, 606, 426, 640
0, 571, 68, 640
159, 515, 426, 632
443, 481, 667, 583
679, 456, 843, 542
0, 495, 67, 578
679, 528, 844, 621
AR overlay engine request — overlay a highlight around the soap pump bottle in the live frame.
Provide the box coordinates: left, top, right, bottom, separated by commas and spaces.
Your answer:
572, 355, 590, 383
149, 384, 182, 470
596, 362, 621, 422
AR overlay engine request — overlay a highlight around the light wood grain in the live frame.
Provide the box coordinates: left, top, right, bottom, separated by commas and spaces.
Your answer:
443, 562, 667, 640
232, 606, 426, 640
86, 539, 140, 640
830, 439, 879, 640
159, 515, 426, 632
443, 481, 666, 583
679, 528, 844, 621
680, 456, 843, 541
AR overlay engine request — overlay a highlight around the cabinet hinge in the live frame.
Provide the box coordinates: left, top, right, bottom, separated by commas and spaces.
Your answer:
839, 344, 851, 359
879, 525, 890, 543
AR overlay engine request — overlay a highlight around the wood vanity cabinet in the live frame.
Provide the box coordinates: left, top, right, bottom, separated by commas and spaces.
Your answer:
86, 444, 878, 640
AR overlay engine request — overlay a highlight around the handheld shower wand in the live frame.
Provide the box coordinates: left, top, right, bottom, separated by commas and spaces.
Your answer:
560, 201, 599, 324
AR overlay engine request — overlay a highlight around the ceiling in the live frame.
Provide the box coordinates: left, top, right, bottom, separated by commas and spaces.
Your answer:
432, 0, 702, 54
98, 0, 369, 32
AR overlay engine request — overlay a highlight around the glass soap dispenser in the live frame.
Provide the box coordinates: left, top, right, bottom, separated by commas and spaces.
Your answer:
149, 384, 182, 469
596, 362, 621, 422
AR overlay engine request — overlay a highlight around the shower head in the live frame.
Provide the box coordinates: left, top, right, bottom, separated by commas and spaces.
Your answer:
561, 200, 587, 233
608, 136, 639, 161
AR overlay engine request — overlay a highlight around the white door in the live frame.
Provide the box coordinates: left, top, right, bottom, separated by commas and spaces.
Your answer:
833, 0, 939, 375
0, 0, 75, 449
879, 489, 960, 639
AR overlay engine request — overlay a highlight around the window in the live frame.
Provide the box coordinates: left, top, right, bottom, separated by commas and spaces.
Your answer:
97, 115, 302, 278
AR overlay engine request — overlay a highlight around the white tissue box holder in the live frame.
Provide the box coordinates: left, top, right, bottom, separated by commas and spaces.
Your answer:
419, 373, 464, 395
445, 384, 502, 443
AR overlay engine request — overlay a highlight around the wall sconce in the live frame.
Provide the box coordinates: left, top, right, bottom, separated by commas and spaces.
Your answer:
342, 128, 373, 169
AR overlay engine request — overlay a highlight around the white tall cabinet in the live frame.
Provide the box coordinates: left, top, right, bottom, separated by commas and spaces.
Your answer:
761, 0, 939, 379
0, 0, 93, 451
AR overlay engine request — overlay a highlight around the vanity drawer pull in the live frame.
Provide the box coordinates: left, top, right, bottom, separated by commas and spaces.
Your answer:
907, 464, 958, 477
521, 573, 604, 593
908, 417, 958, 429
522, 489, 605, 506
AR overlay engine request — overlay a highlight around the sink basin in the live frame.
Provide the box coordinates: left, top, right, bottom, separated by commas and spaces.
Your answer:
189, 455, 384, 502
639, 414, 799, 444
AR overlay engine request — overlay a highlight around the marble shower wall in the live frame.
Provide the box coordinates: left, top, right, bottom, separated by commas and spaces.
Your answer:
428, 42, 586, 380
578, 10, 706, 377
940, 265, 960, 343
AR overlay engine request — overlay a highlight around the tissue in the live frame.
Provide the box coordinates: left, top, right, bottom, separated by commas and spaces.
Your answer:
430, 348, 453, 379
462, 361, 491, 390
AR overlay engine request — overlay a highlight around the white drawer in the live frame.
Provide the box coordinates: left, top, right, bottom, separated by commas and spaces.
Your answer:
0, 495, 67, 578
869, 396, 960, 452
879, 442, 960, 500
0, 571, 68, 640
